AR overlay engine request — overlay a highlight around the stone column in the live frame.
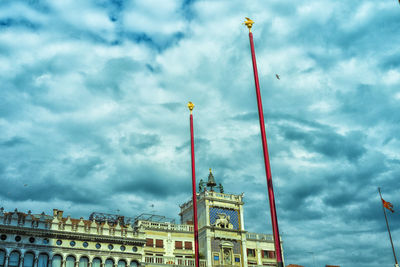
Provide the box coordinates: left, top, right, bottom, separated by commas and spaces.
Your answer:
4, 256, 9, 267
239, 205, 245, 231
206, 232, 212, 267
241, 238, 248, 267
257, 249, 262, 265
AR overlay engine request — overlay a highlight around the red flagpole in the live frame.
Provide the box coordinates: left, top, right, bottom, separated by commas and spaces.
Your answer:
188, 102, 200, 267
244, 18, 284, 267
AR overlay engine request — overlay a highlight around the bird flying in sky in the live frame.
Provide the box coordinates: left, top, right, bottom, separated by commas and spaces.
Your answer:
275, 74, 280, 80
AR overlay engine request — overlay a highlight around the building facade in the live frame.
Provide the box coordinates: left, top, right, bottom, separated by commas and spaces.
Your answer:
0, 171, 282, 267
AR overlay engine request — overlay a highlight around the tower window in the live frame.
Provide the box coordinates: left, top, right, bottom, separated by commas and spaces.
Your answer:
155, 239, 163, 248
184, 242, 192, 250
247, 249, 255, 257
175, 241, 182, 249
146, 238, 153, 247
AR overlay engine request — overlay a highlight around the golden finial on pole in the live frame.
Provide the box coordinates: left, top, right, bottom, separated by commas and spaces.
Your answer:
209, 168, 212, 174
243, 17, 254, 32
188, 101, 195, 114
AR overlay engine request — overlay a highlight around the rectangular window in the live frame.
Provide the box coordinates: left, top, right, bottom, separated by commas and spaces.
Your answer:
262, 250, 275, 258
146, 238, 153, 247
247, 249, 255, 257
155, 239, 163, 248
175, 241, 183, 249
267, 251, 275, 259
184, 241, 192, 250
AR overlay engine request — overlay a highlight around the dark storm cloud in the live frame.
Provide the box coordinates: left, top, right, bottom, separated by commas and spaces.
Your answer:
0, 18, 41, 30
69, 157, 104, 178
110, 164, 188, 198
381, 55, 400, 70
0, 174, 103, 204
175, 137, 210, 153
323, 189, 364, 208
231, 112, 258, 121
85, 57, 144, 98
161, 102, 181, 112
123, 31, 185, 52
337, 83, 400, 128
95, 0, 125, 22
281, 124, 366, 161
0, 137, 30, 147
10, 0, 51, 13
120, 132, 161, 154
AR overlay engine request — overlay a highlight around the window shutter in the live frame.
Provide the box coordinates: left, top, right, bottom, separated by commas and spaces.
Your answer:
146, 238, 153, 247
175, 241, 182, 249
184, 241, 192, 249
156, 239, 163, 248
261, 250, 264, 258
268, 251, 275, 259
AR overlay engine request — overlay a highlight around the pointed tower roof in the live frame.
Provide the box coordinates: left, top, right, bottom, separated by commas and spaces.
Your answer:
206, 168, 217, 190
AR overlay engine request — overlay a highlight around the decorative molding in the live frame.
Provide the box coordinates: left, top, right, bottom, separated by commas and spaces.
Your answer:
0, 226, 145, 246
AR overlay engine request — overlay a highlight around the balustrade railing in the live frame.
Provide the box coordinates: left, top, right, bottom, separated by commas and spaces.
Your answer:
144, 256, 206, 266
137, 221, 193, 232
246, 232, 274, 241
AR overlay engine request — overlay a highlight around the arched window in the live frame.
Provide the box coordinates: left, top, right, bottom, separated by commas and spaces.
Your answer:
130, 261, 138, 267
66, 256, 75, 267
38, 254, 48, 267
52, 256, 62, 267
0, 250, 5, 267
78, 257, 88, 267
92, 258, 101, 267
8, 251, 20, 267
117, 260, 126, 267
105, 259, 113, 267
23, 253, 34, 267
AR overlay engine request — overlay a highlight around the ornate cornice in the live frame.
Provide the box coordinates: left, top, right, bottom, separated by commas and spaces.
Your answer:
0, 225, 146, 246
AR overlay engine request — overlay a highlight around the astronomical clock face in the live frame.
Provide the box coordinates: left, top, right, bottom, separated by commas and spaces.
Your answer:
209, 207, 239, 230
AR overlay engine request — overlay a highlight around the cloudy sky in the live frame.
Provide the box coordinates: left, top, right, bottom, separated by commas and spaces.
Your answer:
1, 0, 400, 266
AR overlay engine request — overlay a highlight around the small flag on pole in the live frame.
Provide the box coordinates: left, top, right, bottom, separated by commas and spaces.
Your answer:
382, 198, 395, 213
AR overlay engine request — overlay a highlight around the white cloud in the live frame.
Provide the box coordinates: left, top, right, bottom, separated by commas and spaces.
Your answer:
0, 1, 399, 266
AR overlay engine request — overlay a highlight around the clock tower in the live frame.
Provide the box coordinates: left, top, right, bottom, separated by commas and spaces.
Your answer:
180, 170, 248, 266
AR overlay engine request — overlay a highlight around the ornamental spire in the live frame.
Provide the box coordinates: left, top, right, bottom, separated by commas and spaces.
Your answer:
243, 17, 254, 32
188, 101, 194, 114
206, 168, 217, 190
